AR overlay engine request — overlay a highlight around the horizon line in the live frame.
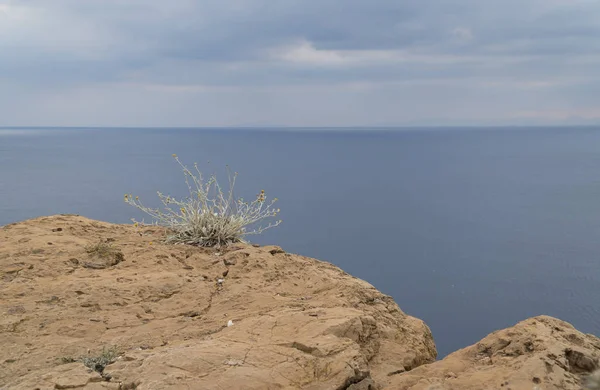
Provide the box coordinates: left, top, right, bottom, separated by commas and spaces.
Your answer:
2, 124, 600, 130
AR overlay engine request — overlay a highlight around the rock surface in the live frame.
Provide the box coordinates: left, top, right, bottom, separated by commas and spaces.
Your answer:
386, 316, 600, 390
0, 215, 436, 389
2, 215, 599, 389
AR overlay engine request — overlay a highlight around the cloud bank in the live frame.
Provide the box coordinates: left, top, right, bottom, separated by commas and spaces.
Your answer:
1, 0, 599, 126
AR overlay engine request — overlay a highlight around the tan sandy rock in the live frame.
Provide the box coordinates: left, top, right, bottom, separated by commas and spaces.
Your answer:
0, 215, 436, 389
4, 215, 598, 390
385, 316, 600, 390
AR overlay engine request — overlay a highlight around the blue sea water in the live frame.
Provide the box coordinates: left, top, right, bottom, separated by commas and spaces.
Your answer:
1, 126, 600, 357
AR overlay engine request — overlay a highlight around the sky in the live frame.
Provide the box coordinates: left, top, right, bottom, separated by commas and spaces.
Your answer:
1, 0, 600, 127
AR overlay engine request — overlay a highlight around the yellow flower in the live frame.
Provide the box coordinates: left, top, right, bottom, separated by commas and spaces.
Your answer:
133, 222, 138, 227
135, 196, 139, 200
180, 208, 186, 214
149, 241, 153, 245
172, 154, 177, 158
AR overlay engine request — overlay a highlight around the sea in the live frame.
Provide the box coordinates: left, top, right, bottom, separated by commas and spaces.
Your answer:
1, 126, 600, 358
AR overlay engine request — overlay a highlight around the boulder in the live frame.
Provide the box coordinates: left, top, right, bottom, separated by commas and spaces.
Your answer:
385, 316, 600, 390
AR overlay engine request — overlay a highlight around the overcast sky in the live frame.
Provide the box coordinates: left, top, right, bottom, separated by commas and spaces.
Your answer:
1, 0, 599, 127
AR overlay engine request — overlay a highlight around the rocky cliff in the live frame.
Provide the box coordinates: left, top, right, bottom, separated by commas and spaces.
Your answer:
387, 315, 600, 390
0, 215, 598, 389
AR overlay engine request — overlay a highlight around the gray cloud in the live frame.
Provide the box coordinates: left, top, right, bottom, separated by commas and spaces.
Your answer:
1, 0, 600, 126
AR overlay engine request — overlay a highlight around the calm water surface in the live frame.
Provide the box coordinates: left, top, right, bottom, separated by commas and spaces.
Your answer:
2, 127, 600, 357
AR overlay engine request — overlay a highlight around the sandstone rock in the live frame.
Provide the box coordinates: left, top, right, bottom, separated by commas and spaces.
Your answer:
0, 215, 436, 389
4, 215, 597, 389
348, 378, 380, 390
10, 362, 104, 390
223, 250, 249, 266
385, 315, 600, 390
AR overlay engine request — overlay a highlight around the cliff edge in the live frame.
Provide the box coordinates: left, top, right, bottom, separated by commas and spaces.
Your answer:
1, 215, 435, 389
1, 215, 598, 389
388, 315, 600, 389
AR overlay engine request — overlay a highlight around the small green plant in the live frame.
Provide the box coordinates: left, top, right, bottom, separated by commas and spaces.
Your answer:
85, 241, 116, 257
85, 241, 124, 267
60, 346, 119, 375
124, 155, 281, 247
81, 346, 119, 374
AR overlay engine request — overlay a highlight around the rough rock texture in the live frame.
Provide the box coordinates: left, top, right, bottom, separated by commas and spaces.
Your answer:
0, 215, 436, 389
385, 316, 600, 390
3, 215, 599, 390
